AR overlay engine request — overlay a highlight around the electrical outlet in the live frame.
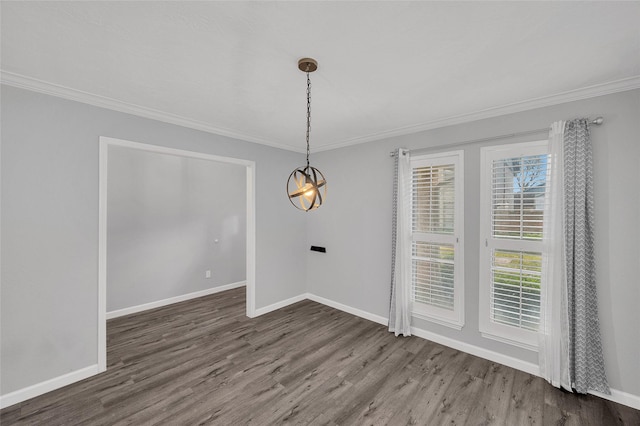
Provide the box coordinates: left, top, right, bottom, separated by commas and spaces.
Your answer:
205, 270, 211, 278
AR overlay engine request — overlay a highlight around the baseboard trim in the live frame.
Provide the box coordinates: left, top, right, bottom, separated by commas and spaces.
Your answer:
303, 293, 640, 410
5, 291, 638, 411
306, 293, 388, 326
106, 281, 246, 320
0, 364, 99, 409
253, 294, 307, 317
303, 294, 537, 373
590, 389, 640, 411
410, 326, 540, 376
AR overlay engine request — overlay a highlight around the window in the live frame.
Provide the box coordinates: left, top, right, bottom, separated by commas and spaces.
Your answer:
410, 151, 464, 329
479, 141, 548, 349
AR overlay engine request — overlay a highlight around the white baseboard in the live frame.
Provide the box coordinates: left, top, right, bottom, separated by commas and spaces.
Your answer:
303, 293, 640, 411
590, 388, 640, 411
6, 290, 638, 412
0, 364, 99, 409
410, 326, 540, 376
106, 281, 246, 320
253, 293, 307, 316
303, 293, 535, 373
306, 293, 388, 326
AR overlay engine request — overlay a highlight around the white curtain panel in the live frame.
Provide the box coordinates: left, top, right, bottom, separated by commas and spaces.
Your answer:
388, 148, 412, 337
539, 121, 571, 390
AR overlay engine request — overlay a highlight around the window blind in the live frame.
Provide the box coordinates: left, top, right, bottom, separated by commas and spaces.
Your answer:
412, 241, 455, 310
488, 153, 547, 332
412, 164, 455, 235
410, 158, 460, 319
491, 154, 547, 241
491, 250, 541, 331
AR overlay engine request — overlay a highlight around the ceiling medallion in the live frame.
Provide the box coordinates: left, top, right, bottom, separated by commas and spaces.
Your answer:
287, 58, 327, 211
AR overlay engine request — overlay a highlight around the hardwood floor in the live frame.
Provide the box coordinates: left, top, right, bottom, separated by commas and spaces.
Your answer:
2, 287, 639, 425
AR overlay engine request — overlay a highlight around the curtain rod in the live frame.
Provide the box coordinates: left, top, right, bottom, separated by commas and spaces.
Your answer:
389, 116, 604, 157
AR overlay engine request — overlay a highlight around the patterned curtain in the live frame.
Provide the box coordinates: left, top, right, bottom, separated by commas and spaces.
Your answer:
541, 119, 609, 394
563, 119, 609, 394
389, 148, 412, 336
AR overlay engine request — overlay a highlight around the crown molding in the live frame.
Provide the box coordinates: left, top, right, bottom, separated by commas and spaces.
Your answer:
0, 70, 305, 153
316, 75, 640, 152
3, 70, 638, 154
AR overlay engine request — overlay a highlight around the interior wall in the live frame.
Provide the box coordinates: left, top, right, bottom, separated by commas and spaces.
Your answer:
307, 89, 640, 397
107, 146, 246, 312
0, 85, 307, 396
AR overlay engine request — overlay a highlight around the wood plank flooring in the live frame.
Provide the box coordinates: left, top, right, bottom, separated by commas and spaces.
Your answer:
2, 287, 639, 425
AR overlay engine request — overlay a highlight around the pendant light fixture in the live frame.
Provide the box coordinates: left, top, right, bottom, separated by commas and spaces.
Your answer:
287, 58, 327, 211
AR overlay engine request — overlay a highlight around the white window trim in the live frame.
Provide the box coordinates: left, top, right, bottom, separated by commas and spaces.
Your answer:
410, 150, 464, 330
479, 140, 548, 351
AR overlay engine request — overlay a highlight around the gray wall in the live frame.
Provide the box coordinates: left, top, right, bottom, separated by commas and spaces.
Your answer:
2, 83, 638, 400
0, 85, 307, 395
107, 146, 246, 312
307, 89, 640, 396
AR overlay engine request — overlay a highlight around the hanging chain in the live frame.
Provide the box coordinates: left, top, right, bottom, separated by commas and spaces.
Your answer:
306, 70, 311, 167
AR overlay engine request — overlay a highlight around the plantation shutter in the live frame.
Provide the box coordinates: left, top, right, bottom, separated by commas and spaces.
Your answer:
410, 152, 463, 328
488, 152, 547, 333
491, 155, 547, 240
412, 163, 456, 310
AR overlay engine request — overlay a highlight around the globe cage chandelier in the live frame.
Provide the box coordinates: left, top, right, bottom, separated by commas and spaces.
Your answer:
287, 58, 327, 211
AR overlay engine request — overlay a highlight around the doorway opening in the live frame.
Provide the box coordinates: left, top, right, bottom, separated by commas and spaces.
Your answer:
97, 136, 256, 371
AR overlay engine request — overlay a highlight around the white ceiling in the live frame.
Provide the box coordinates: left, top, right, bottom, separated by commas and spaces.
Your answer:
2, 2, 639, 153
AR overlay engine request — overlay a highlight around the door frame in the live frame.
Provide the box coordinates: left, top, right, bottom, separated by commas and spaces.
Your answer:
97, 136, 256, 371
